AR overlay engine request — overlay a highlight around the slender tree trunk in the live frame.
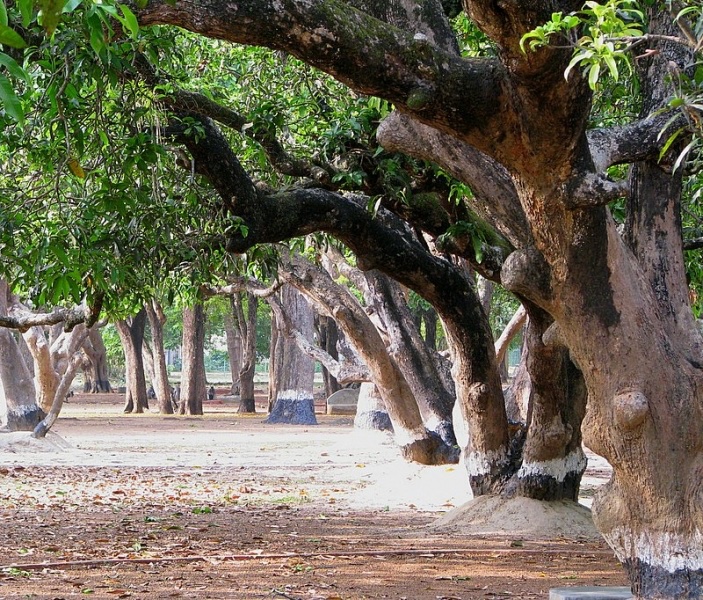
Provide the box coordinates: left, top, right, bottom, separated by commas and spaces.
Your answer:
268, 313, 281, 412
233, 293, 257, 413
223, 305, 242, 396
363, 270, 457, 446
315, 314, 341, 398
180, 303, 206, 416
265, 285, 317, 425
145, 300, 173, 414
280, 253, 456, 462
115, 309, 149, 414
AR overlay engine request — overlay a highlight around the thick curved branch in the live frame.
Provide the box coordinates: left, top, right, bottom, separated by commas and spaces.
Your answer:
2, 303, 100, 333
133, 55, 333, 183
377, 112, 530, 247
137, 0, 512, 156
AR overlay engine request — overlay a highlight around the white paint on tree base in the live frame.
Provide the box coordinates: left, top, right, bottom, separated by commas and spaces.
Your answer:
464, 447, 509, 476
276, 389, 314, 402
517, 448, 587, 482
604, 527, 703, 572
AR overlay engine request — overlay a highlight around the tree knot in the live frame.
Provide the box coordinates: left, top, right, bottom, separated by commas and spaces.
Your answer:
613, 389, 649, 432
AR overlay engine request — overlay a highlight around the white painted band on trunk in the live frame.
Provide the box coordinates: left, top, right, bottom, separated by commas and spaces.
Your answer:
604, 527, 703, 572
517, 448, 587, 482
276, 389, 314, 401
464, 448, 509, 476
8, 404, 39, 417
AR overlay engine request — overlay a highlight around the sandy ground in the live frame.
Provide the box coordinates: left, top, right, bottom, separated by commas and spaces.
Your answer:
0, 394, 625, 600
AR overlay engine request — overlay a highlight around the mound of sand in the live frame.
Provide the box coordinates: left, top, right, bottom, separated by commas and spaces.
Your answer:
429, 495, 601, 540
0, 431, 73, 453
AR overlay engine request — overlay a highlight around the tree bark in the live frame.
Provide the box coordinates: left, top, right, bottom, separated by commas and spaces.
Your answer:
363, 270, 457, 446
145, 300, 173, 414
315, 314, 341, 398
265, 285, 317, 425
354, 382, 392, 431
115, 309, 149, 414
0, 282, 44, 431
279, 252, 456, 463
180, 303, 206, 416
81, 327, 112, 393
233, 293, 257, 413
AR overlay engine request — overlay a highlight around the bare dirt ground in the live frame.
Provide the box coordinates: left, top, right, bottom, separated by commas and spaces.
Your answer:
0, 392, 627, 599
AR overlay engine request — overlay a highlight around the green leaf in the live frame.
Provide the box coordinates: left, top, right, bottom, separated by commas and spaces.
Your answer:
0, 24, 27, 48
588, 62, 601, 90
17, 0, 33, 26
0, 0, 7, 27
0, 73, 24, 125
0, 53, 29, 83
38, 0, 67, 35
118, 5, 139, 39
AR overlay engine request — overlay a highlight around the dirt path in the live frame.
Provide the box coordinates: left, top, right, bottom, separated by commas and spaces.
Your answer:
0, 394, 627, 599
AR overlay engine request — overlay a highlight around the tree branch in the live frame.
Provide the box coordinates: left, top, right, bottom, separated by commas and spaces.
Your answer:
2, 304, 99, 333
137, 0, 511, 154
587, 112, 685, 172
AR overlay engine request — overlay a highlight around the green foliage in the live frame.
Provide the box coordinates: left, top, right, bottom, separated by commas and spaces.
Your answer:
521, 1, 645, 90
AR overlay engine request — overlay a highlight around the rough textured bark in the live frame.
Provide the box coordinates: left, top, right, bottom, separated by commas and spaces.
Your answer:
82, 327, 112, 393
145, 300, 173, 414
363, 270, 457, 446
0, 282, 45, 431
265, 285, 317, 425
180, 303, 206, 416
115, 309, 149, 414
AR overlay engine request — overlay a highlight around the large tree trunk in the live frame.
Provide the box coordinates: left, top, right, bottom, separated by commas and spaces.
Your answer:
115, 309, 149, 414
233, 293, 257, 413
0, 281, 45, 431
265, 285, 317, 425
145, 300, 173, 414
502, 303, 587, 501
179, 303, 206, 416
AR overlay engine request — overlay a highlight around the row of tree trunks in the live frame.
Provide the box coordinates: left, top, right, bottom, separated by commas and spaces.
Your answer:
277, 251, 456, 464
